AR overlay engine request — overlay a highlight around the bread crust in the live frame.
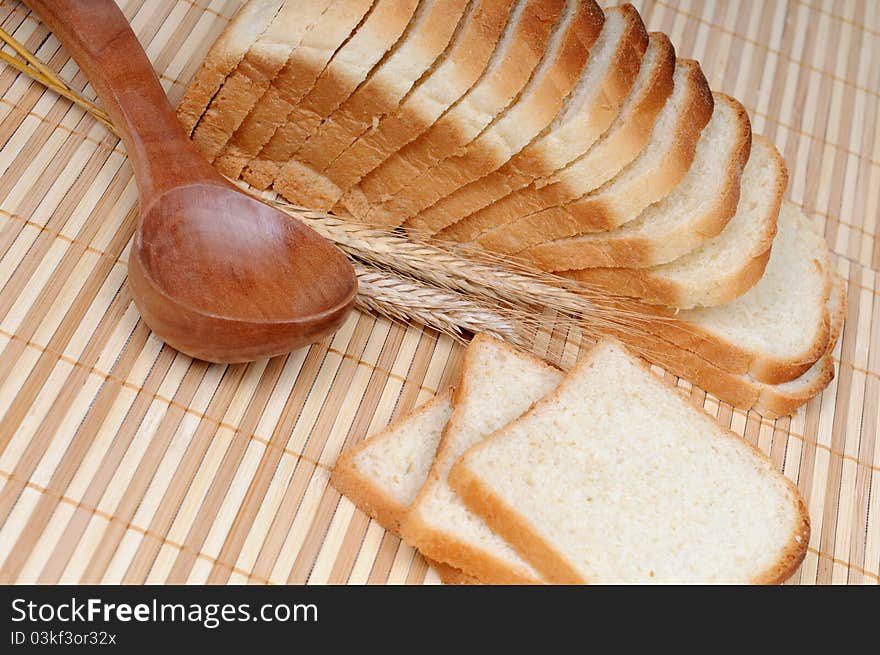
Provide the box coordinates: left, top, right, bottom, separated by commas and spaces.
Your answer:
611, 271, 843, 416
430, 560, 482, 585
177, 0, 283, 135
432, 29, 674, 241
382, 0, 606, 228
448, 462, 584, 583
399, 335, 559, 584
330, 389, 453, 534
752, 274, 843, 415
340, 0, 565, 224
518, 93, 751, 270
278, 0, 471, 209
565, 242, 770, 308
450, 337, 811, 583
190, 1, 333, 165
475, 58, 714, 254
254, 0, 422, 187
316, 0, 521, 209
216, 0, 374, 187
415, 4, 647, 238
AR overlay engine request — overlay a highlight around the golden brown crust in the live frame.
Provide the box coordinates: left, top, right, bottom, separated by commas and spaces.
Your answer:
449, 462, 583, 583
259, 0, 423, 188
475, 58, 714, 254
430, 559, 482, 585
177, 0, 283, 135
322, 0, 524, 208
330, 452, 408, 535
391, 0, 609, 230
518, 92, 751, 270
450, 337, 811, 583
565, 243, 770, 308
400, 501, 542, 584
280, 0, 472, 210
343, 0, 566, 223
407, 4, 644, 237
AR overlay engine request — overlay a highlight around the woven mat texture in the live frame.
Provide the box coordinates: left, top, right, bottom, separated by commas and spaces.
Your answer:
0, 0, 877, 584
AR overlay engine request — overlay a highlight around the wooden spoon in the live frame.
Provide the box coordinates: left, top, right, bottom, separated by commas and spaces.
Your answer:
25, 0, 358, 363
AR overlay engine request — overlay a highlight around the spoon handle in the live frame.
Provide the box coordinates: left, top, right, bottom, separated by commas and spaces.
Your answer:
24, 0, 217, 199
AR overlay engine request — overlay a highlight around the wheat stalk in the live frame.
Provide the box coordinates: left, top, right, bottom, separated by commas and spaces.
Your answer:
0, 26, 666, 360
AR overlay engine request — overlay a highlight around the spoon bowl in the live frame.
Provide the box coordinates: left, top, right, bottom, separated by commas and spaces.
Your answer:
128, 182, 357, 362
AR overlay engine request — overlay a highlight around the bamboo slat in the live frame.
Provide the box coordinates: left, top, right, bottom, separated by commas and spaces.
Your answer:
0, 0, 876, 584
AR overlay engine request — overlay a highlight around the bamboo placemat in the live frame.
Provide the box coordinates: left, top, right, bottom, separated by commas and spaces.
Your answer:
0, 0, 876, 585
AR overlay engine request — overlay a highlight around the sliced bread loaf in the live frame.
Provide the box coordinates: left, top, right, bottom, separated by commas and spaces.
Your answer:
431, 31, 675, 241
214, 0, 375, 187
177, 0, 283, 135
475, 58, 714, 254
250, 0, 423, 183
449, 338, 810, 584
600, 202, 831, 385
330, 390, 479, 585
560, 136, 782, 307
660, 203, 830, 382
404, 4, 648, 234
520, 93, 752, 271
311, 0, 525, 209
188, 0, 332, 166
276, 0, 471, 209
400, 335, 563, 584
338, 0, 563, 222
614, 272, 842, 416
368, 0, 642, 228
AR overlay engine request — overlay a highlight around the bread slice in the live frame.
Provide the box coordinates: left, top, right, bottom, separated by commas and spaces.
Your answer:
475, 58, 714, 254
188, 0, 332, 166
561, 136, 781, 308
400, 335, 563, 584
177, 0, 283, 136
449, 338, 810, 583
617, 271, 841, 416
432, 30, 675, 241
520, 93, 752, 271
659, 203, 831, 382
364, 0, 612, 227
404, 4, 647, 235
330, 390, 479, 585
216, 0, 374, 188
338, 0, 564, 222
276, 0, 471, 210
251, 0, 422, 185
309, 0, 522, 209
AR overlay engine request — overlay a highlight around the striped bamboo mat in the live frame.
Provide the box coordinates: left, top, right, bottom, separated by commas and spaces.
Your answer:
0, 0, 876, 585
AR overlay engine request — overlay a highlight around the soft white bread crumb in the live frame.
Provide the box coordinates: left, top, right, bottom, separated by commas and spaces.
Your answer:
450, 339, 810, 584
